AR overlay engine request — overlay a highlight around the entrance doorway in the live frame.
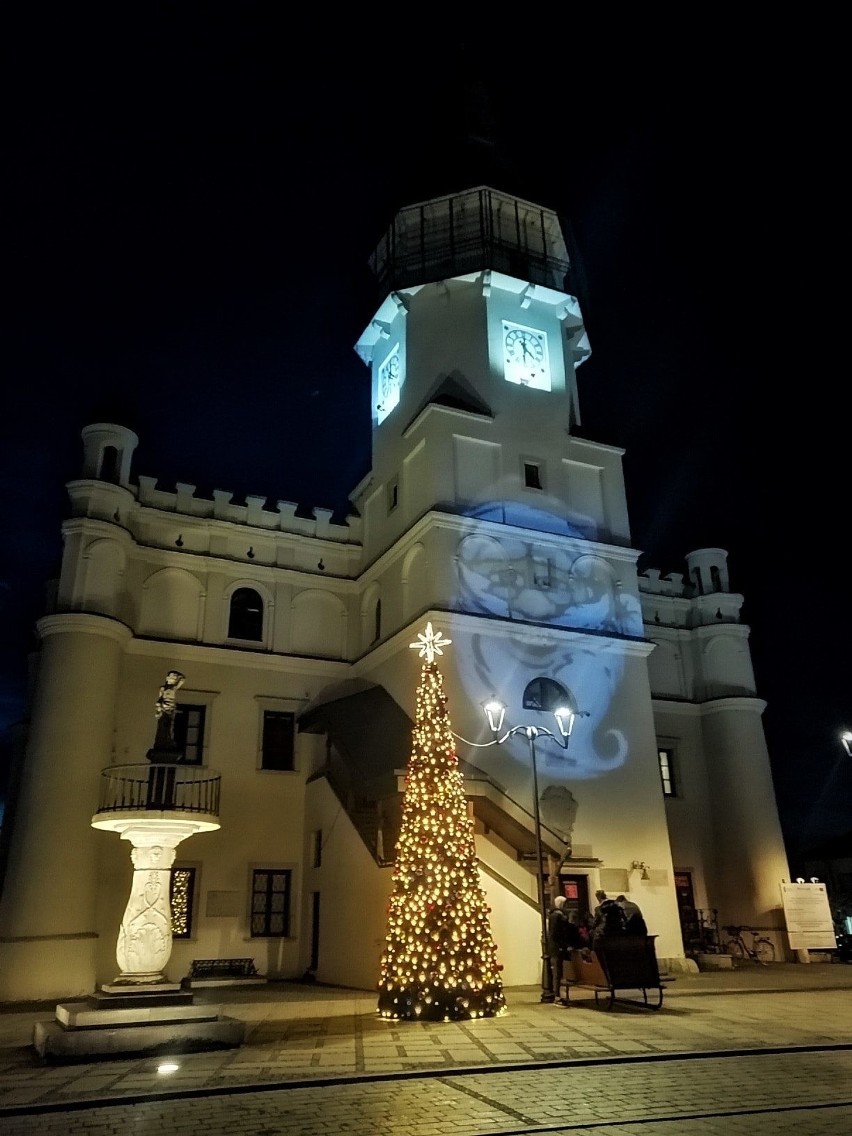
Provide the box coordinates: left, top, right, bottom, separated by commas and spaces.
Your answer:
674, 871, 701, 954
557, 874, 590, 926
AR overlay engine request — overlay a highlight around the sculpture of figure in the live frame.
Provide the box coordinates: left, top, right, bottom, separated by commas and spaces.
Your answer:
147, 670, 186, 762
155, 670, 186, 721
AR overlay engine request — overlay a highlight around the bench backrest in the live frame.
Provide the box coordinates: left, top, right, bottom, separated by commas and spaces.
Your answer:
189, 958, 258, 978
595, 935, 660, 987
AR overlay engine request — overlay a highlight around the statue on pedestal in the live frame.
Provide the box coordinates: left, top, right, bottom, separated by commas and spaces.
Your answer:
146, 670, 186, 809
146, 670, 186, 762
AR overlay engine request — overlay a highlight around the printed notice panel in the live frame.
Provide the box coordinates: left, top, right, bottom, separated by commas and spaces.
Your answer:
780, 881, 837, 950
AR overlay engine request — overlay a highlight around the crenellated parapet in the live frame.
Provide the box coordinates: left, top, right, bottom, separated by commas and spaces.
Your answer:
72, 422, 362, 547
55, 424, 367, 646
135, 476, 362, 543
639, 549, 755, 701
639, 549, 743, 631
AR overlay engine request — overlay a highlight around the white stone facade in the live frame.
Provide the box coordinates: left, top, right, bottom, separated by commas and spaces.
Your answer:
0, 187, 789, 1000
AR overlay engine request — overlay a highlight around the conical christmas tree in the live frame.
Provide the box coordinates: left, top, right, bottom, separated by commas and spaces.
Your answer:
377, 623, 506, 1021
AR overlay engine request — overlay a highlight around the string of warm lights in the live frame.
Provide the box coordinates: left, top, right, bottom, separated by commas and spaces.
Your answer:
377, 638, 506, 1022
170, 869, 191, 937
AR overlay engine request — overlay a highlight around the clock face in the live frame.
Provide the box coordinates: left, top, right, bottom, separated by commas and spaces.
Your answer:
502, 321, 551, 390
376, 345, 402, 423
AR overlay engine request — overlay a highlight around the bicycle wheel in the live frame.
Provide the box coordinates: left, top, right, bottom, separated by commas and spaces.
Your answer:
754, 938, 775, 964
725, 938, 745, 958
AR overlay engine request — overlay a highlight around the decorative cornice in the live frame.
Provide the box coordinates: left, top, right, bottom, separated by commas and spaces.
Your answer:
126, 636, 353, 677
36, 612, 133, 645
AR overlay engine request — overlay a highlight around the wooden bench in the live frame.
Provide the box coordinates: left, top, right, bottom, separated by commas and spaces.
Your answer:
561, 936, 672, 1010
186, 958, 262, 985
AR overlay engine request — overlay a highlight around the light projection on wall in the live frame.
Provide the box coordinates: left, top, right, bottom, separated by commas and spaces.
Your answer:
466, 499, 597, 541
452, 517, 643, 780
455, 534, 641, 636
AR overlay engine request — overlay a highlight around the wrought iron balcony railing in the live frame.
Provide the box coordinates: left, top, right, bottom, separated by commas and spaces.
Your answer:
95, 763, 221, 817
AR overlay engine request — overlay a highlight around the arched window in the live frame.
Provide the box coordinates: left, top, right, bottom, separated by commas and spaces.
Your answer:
374, 598, 382, 643
522, 677, 570, 713
100, 446, 120, 483
710, 565, 722, 593
228, 587, 263, 641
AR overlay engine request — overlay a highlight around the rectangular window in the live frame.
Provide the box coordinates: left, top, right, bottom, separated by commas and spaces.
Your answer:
173, 705, 206, 765
261, 711, 295, 771
313, 829, 323, 868
170, 866, 197, 938
387, 476, 399, 512
523, 461, 543, 490
251, 868, 292, 937
533, 557, 551, 587
658, 748, 676, 796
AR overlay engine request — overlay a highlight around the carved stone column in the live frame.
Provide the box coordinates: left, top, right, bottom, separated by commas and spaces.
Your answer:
115, 839, 177, 983
92, 817, 219, 991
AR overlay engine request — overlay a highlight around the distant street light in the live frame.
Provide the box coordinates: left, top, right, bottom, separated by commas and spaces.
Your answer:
841, 731, 852, 758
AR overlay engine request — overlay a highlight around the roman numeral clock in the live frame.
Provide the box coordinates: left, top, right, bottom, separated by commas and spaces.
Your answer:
502, 320, 551, 390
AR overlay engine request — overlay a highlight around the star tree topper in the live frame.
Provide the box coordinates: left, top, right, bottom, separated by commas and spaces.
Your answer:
409, 622, 451, 663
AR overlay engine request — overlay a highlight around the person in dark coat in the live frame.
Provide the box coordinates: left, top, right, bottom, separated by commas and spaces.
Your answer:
547, 896, 580, 1003
616, 894, 648, 935
591, 892, 626, 948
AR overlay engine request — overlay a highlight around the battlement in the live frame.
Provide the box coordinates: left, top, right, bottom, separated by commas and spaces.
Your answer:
639, 551, 743, 629
638, 568, 687, 597
135, 476, 361, 543
74, 421, 363, 547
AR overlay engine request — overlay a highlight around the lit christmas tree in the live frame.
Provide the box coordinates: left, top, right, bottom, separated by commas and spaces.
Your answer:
377, 623, 506, 1022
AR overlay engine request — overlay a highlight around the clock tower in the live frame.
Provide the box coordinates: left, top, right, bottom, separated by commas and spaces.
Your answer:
352, 185, 629, 569
349, 184, 686, 963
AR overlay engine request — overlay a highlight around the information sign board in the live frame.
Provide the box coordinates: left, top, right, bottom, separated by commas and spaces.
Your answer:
780, 881, 837, 950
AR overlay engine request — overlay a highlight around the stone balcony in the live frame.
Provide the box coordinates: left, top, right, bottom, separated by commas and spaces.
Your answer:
92, 763, 221, 835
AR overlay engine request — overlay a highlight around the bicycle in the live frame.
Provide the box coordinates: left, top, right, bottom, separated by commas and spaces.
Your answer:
722, 925, 775, 964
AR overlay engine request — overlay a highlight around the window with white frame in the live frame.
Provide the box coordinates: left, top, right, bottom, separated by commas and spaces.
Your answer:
658, 748, 676, 796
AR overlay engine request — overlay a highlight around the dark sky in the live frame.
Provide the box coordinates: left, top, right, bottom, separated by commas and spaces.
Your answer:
1, 13, 847, 857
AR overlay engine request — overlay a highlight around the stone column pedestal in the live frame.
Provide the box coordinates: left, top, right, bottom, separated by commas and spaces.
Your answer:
91, 816, 219, 991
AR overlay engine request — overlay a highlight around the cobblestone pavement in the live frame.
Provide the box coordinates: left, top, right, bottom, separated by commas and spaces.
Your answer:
0, 1049, 851, 1134
0, 964, 851, 1133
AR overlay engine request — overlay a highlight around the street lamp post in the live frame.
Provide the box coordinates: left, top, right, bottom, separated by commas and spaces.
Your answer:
482, 697, 577, 1003
841, 731, 852, 757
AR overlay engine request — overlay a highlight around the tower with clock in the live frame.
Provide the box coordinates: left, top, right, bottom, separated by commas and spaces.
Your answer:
0, 184, 789, 1003
353, 186, 600, 564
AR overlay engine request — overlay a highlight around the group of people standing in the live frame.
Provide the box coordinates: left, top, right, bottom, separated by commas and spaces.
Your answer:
546, 889, 648, 1002
591, 889, 648, 939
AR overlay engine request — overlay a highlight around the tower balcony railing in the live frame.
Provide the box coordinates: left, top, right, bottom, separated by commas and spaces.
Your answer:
94, 763, 221, 818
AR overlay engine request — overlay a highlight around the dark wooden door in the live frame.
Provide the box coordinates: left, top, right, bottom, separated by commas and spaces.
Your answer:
674, 871, 701, 954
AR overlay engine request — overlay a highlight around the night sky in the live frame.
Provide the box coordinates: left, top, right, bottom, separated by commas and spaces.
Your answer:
1, 13, 847, 858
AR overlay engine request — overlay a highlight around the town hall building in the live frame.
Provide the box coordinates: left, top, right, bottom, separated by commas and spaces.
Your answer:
0, 185, 790, 1001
